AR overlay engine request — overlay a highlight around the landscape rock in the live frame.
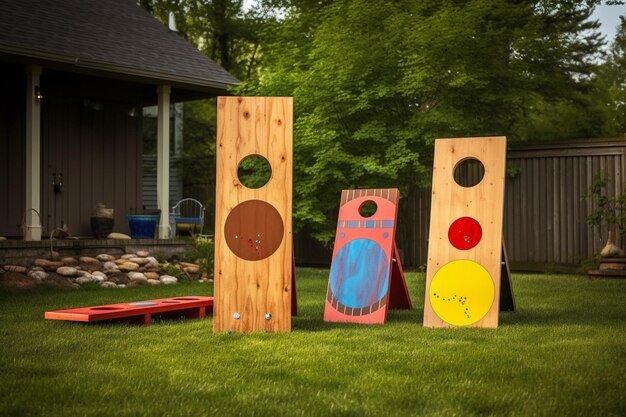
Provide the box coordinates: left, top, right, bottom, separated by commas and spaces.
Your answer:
159, 275, 178, 285
114, 259, 128, 266
116, 284, 126, 288
184, 265, 200, 274
121, 254, 136, 260
60, 257, 78, 265
129, 257, 149, 266
147, 279, 161, 286
56, 266, 80, 277
107, 232, 131, 239
103, 261, 119, 271
144, 272, 159, 280
96, 254, 115, 262
28, 270, 48, 281
128, 272, 147, 281
34, 259, 64, 270
101, 281, 117, 288
79, 256, 100, 264
3, 265, 27, 274
0, 236, 6, 240
136, 250, 150, 257
75, 275, 97, 284
107, 272, 130, 285
92, 271, 107, 282
119, 262, 140, 272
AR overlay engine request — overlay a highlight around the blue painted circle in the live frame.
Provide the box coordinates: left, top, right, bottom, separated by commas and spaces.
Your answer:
382, 232, 389, 239
129, 301, 157, 306
340, 233, 345, 238
329, 238, 389, 309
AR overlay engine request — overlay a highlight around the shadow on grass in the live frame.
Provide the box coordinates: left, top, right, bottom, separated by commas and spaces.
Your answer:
500, 306, 625, 327
291, 304, 423, 332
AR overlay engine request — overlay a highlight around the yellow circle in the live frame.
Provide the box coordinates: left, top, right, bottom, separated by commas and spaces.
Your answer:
430, 260, 495, 326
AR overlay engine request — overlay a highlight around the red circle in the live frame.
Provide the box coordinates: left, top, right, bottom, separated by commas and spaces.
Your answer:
448, 217, 482, 250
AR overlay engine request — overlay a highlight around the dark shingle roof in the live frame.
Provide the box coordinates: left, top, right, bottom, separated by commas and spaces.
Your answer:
0, 0, 239, 92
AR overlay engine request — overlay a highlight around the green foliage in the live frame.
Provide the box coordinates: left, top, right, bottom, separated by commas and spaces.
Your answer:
237, 155, 272, 189
593, 16, 626, 136
585, 171, 626, 247
240, 0, 607, 243
1, 270, 626, 416
162, 263, 187, 280
138, 0, 626, 245
182, 235, 215, 276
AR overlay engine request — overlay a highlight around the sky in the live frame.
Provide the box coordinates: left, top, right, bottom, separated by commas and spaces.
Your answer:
591, 3, 626, 45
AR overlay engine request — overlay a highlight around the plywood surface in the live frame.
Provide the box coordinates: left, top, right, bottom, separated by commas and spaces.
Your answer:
424, 137, 507, 328
214, 97, 293, 333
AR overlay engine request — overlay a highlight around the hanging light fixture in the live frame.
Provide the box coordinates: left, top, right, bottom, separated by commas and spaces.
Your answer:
34, 85, 43, 101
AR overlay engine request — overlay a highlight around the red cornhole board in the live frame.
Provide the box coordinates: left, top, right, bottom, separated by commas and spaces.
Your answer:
324, 189, 412, 324
44, 296, 213, 326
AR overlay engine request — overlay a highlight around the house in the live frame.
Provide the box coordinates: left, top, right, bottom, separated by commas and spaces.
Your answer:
0, 0, 238, 240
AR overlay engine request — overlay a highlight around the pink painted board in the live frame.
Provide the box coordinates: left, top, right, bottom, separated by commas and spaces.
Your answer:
324, 189, 411, 324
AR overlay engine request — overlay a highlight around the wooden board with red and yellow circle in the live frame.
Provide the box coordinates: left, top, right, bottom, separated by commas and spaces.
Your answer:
424, 137, 508, 328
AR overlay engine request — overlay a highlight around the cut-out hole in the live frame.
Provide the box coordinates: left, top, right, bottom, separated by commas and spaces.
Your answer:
358, 201, 377, 218
454, 158, 485, 187
91, 307, 122, 310
237, 155, 271, 189
172, 297, 200, 301
161, 301, 180, 304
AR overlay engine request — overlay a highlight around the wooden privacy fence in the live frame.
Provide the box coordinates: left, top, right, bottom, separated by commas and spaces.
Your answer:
295, 139, 626, 272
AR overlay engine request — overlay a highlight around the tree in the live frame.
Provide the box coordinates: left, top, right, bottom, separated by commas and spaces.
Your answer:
594, 16, 626, 136
240, 0, 606, 243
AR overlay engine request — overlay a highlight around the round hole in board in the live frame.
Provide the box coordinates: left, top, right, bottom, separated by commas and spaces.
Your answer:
90, 307, 122, 310
129, 301, 158, 307
453, 158, 485, 187
237, 155, 272, 189
358, 200, 378, 218
161, 301, 181, 304
172, 297, 200, 301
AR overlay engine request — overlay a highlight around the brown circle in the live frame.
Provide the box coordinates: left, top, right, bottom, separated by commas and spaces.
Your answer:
224, 200, 284, 261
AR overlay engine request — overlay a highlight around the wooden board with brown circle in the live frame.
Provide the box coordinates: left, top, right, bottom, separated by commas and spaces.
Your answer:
214, 97, 293, 333
423, 136, 512, 328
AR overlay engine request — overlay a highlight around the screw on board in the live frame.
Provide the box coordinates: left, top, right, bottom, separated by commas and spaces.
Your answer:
233, 312, 241, 320
265, 313, 272, 320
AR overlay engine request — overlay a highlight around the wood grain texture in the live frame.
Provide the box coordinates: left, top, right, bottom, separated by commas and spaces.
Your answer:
214, 97, 293, 333
423, 137, 507, 328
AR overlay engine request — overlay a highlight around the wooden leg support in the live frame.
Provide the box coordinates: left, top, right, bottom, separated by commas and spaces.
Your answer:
117, 314, 152, 326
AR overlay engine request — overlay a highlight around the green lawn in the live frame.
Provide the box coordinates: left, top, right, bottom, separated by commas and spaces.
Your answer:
1, 269, 624, 417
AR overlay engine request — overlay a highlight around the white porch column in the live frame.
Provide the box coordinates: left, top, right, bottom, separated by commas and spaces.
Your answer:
156, 85, 171, 239
25, 65, 42, 241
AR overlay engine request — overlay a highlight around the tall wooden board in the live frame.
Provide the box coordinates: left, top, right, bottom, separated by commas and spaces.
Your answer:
214, 97, 293, 333
424, 137, 507, 328
324, 189, 412, 324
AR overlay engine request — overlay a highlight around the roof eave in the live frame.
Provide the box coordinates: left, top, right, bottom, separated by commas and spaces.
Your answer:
0, 44, 239, 94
